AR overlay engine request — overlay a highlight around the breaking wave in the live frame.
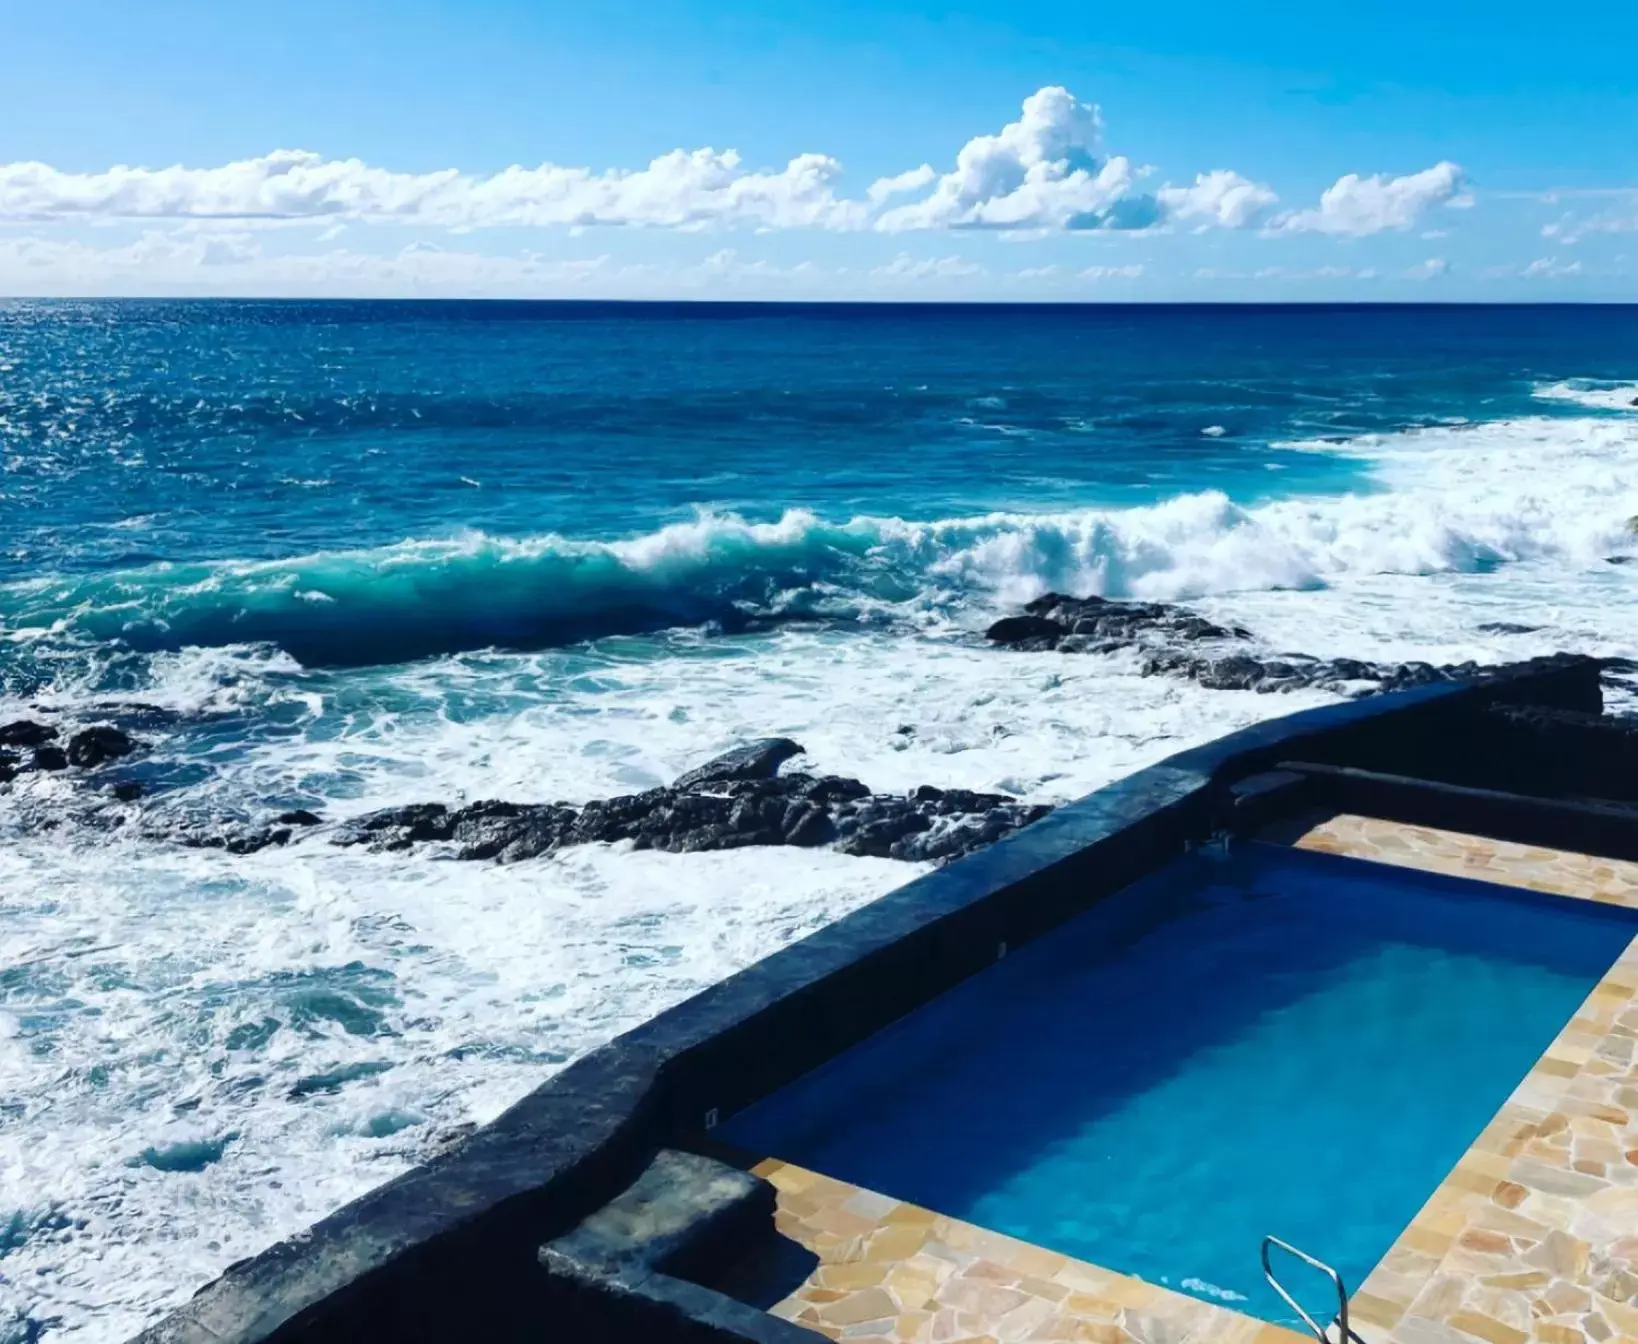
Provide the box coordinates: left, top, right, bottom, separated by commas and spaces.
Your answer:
5, 412, 1638, 668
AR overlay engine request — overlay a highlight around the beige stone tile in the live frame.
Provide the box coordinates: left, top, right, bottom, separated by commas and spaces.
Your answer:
1447, 1308, 1531, 1344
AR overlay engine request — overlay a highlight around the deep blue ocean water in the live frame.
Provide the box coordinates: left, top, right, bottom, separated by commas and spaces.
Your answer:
2, 301, 1637, 1342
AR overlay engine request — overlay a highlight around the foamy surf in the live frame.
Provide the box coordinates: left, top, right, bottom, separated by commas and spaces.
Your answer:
0, 637, 1337, 1342
1534, 379, 1638, 412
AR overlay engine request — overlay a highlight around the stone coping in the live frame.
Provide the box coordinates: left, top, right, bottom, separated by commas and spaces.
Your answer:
753, 1159, 1309, 1344
1287, 816, 1638, 1344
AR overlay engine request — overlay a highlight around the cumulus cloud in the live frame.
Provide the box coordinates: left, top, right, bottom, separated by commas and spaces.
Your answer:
1159, 170, 1279, 230
0, 147, 868, 231
867, 164, 937, 204
871, 87, 1165, 232
0, 87, 1478, 259
1273, 162, 1468, 236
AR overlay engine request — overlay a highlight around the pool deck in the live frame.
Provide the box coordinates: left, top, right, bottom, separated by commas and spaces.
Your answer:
1288, 815, 1638, 1344
744, 815, 1638, 1344
752, 1157, 1310, 1344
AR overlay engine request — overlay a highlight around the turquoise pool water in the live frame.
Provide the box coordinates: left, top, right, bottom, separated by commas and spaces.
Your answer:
723, 844, 1636, 1325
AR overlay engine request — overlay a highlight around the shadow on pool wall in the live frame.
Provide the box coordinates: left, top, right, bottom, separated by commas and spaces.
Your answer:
135, 654, 1629, 1344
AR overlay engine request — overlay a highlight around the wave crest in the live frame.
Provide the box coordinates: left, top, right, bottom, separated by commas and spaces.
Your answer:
5, 413, 1638, 667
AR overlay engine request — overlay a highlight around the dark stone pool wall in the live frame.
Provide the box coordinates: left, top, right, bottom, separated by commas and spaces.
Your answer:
134, 655, 1608, 1344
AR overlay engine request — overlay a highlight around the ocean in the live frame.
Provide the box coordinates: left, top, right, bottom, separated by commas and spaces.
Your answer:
2, 299, 1636, 1342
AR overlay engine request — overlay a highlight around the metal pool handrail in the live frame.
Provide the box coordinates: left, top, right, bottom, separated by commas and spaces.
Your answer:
1261, 1234, 1355, 1344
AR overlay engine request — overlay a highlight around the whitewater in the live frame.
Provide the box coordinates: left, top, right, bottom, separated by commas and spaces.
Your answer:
2, 300, 1638, 1343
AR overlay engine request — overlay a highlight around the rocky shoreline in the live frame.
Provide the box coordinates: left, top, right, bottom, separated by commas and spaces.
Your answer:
986, 592, 1506, 695
0, 590, 1605, 864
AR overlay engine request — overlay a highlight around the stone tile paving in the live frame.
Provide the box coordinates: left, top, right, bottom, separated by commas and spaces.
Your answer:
1288, 815, 1638, 1344
1292, 815, 1638, 908
753, 1157, 1310, 1344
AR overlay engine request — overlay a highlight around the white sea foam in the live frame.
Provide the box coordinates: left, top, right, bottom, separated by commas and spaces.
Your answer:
0, 640, 1335, 1341
1534, 379, 1638, 413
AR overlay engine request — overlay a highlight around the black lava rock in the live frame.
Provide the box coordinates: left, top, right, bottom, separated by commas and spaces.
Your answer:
328, 740, 1051, 867
985, 591, 1559, 699
32, 745, 69, 772
66, 725, 137, 769
671, 738, 805, 790
983, 614, 1067, 649
0, 720, 57, 748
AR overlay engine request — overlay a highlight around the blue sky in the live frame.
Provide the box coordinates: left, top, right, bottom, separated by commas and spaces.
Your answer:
4, 0, 1637, 299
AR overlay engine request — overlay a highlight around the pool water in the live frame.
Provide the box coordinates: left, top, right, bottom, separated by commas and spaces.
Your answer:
723, 844, 1637, 1325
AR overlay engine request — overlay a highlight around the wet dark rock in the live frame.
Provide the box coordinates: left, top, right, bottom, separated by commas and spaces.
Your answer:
0, 720, 56, 748
671, 737, 805, 790
165, 824, 293, 855
111, 781, 146, 802
276, 809, 323, 827
1478, 622, 1542, 635
0, 718, 146, 790
330, 740, 1050, 867
983, 614, 1066, 649
985, 591, 1556, 699
66, 725, 136, 769
987, 593, 1253, 651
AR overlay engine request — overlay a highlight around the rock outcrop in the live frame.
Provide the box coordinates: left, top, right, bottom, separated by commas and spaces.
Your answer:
332, 742, 1052, 866
984, 592, 1520, 696
0, 720, 138, 784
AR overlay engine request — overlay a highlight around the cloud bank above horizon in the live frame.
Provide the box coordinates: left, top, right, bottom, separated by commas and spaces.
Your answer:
0, 87, 1469, 240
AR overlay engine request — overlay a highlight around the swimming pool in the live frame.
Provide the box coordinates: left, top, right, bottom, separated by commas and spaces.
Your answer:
722, 843, 1638, 1325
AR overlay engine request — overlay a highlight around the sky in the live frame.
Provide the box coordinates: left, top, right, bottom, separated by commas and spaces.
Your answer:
3, 0, 1637, 301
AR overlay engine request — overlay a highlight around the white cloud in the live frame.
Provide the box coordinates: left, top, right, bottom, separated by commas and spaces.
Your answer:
1273, 162, 1468, 237
871, 87, 1165, 232
0, 229, 618, 296
0, 147, 868, 232
869, 253, 986, 280
1543, 197, 1638, 244
1158, 170, 1279, 230
1403, 256, 1450, 280
0, 88, 1471, 251
1523, 255, 1584, 278
1011, 262, 1144, 280
867, 164, 937, 204
1253, 264, 1377, 280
